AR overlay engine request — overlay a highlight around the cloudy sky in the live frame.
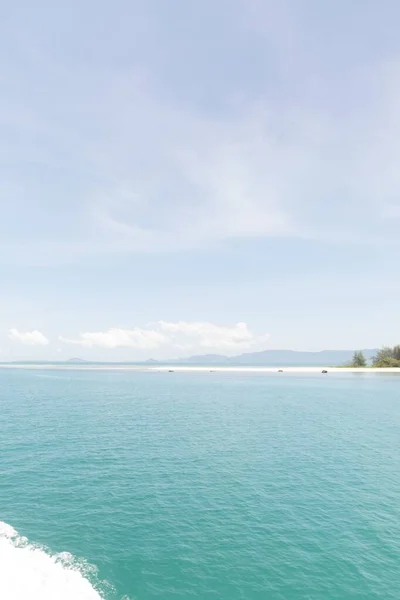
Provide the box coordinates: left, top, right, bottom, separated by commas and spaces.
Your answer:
1, 0, 400, 360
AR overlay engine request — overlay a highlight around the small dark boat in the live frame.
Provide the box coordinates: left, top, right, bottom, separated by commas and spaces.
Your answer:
322, 369, 328, 374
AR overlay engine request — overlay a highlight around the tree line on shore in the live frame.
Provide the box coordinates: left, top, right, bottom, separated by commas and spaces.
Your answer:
348, 346, 400, 368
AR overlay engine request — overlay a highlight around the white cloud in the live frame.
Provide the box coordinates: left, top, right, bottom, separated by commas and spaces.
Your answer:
59, 67, 400, 257
59, 321, 268, 354
92, 109, 295, 255
59, 328, 167, 350
9, 328, 49, 345
158, 320, 267, 351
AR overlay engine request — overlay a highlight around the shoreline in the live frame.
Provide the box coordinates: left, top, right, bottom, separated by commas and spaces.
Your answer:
151, 366, 400, 373
0, 364, 399, 374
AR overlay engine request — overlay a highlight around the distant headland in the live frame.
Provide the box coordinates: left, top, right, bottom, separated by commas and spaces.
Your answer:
146, 349, 379, 366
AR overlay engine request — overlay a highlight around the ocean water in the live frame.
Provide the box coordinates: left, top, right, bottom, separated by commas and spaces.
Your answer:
1, 369, 400, 599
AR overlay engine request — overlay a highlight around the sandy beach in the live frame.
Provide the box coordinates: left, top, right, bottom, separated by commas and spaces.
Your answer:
150, 366, 400, 374
0, 363, 399, 374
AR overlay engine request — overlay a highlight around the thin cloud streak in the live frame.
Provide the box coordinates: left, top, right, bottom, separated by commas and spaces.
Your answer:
2, 4, 400, 265
9, 329, 49, 345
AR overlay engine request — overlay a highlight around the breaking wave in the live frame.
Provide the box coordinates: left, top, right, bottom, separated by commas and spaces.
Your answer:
0, 522, 105, 599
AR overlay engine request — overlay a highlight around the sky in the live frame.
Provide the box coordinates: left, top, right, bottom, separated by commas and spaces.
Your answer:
1, 0, 400, 360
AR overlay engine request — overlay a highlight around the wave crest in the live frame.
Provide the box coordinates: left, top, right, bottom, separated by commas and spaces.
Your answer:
0, 521, 104, 599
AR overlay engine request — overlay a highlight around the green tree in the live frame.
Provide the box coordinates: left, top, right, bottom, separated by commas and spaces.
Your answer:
372, 346, 400, 367
351, 350, 367, 367
379, 357, 400, 367
393, 345, 400, 361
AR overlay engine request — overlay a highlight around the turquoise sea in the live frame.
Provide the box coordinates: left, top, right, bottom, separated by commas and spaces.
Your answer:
1, 368, 399, 599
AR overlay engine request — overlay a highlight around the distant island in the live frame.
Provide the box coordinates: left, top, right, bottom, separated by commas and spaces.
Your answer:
63, 348, 399, 368
4, 348, 398, 369
146, 349, 379, 366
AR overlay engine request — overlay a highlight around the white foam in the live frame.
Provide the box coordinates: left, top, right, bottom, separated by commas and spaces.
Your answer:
0, 522, 103, 599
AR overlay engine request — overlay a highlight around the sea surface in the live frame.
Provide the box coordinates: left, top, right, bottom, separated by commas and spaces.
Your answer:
1, 368, 399, 599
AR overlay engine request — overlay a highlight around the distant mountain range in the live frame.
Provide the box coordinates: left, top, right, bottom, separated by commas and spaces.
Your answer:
153, 349, 378, 366
4, 349, 378, 367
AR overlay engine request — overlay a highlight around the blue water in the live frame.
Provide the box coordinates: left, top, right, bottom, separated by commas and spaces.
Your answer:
1, 368, 399, 599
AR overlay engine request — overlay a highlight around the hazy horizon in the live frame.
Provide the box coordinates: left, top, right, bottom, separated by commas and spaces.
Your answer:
0, 347, 380, 365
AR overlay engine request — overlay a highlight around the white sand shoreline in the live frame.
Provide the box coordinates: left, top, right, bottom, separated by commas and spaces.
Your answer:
150, 366, 400, 373
0, 364, 399, 374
